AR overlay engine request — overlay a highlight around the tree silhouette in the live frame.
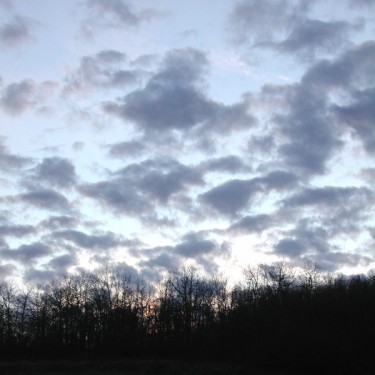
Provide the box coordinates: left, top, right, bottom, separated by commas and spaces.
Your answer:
0, 263, 374, 372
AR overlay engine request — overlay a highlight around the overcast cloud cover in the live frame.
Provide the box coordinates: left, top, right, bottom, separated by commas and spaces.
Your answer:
0, 0, 374, 285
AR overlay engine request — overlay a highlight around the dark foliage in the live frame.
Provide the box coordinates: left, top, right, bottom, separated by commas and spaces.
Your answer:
1, 264, 374, 373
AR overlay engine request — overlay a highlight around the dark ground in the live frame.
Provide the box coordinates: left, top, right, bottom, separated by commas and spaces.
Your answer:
1, 358, 372, 375
0, 359, 291, 375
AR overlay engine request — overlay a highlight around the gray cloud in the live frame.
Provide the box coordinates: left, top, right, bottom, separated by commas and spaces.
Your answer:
273, 219, 330, 260
0, 224, 35, 237
118, 85, 213, 130
282, 186, 374, 236
200, 155, 251, 174
131, 54, 158, 68
52, 229, 129, 250
208, 100, 256, 134
39, 215, 79, 230
175, 233, 217, 258
30, 157, 77, 188
72, 142, 85, 152
200, 179, 258, 216
80, 179, 151, 215
108, 140, 147, 158
0, 213, 7, 223
0, 141, 33, 171
63, 50, 138, 95
200, 170, 297, 216
0, 237, 7, 248
151, 47, 209, 84
291, 221, 330, 254
139, 251, 180, 271
96, 49, 127, 63
248, 135, 276, 155
275, 238, 306, 257
0, 80, 36, 115
228, 214, 273, 234
262, 41, 375, 174
228, 0, 311, 45
14, 189, 71, 211
0, 15, 35, 47
348, 0, 375, 7
333, 88, 375, 153
0, 264, 16, 281
137, 233, 220, 276
23, 268, 57, 285
271, 19, 353, 60
80, 158, 203, 215
277, 85, 340, 174
0, 1, 12, 10
260, 170, 298, 190
82, 0, 162, 36
361, 168, 375, 184
303, 251, 373, 272
228, 0, 359, 63
302, 41, 375, 90
90, 0, 139, 24
47, 253, 78, 272
0, 79, 56, 115
140, 214, 178, 229
298, 42, 375, 156
285, 186, 370, 207
1, 242, 51, 265
134, 161, 203, 204
103, 48, 254, 134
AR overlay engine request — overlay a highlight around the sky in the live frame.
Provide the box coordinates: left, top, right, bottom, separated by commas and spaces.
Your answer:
0, 0, 374, 287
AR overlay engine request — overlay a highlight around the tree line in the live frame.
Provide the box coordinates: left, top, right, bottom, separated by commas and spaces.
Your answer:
1, 263, 374, 372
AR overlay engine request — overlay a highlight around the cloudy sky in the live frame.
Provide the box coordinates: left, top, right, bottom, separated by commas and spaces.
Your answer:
1, 0, 374, 286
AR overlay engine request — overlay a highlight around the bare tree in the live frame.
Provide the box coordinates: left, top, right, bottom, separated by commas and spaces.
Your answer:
299, 262, 322, 294
0, 282, 18, 348
259, 261, 296, 293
